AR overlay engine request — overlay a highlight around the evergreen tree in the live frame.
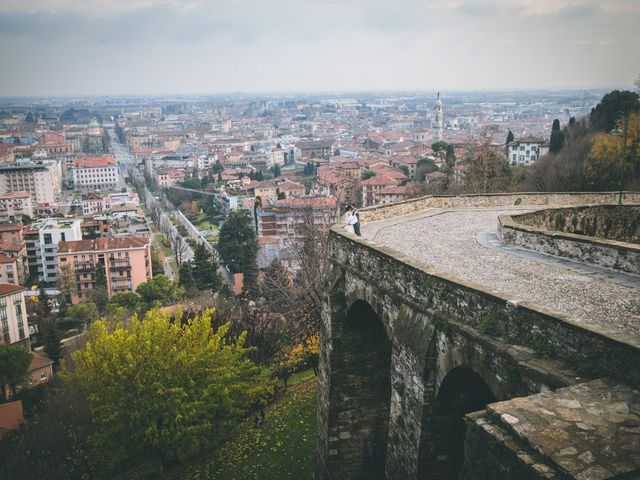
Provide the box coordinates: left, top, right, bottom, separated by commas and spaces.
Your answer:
178, 261, 196, 290
218, 210, 258, 275
272, 164, 281, 177
43, 320, 62, 365
445, 144, 456, 167
38, 288, 51, 316
506, 130, 514, 145
191, 244, 221, 291
549, 119, 565, 154
590, 90, 640, 132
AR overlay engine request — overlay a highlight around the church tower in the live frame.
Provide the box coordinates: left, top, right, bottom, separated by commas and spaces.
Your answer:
433, 92, 443, 141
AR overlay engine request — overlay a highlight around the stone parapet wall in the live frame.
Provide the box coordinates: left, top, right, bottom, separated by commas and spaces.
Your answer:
512, 204, 640, 243
330, 228, 640, 387
359, 191, 640, 223
499, 208, 640, 275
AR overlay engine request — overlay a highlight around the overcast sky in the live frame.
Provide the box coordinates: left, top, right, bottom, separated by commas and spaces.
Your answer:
0, 0, 638, 96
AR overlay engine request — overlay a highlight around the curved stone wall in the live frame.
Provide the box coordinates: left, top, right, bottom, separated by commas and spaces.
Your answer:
498, 205, 640, 275
359, 191, 640, 223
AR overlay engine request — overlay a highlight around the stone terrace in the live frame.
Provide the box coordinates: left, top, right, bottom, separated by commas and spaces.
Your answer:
361, 205, 640, 337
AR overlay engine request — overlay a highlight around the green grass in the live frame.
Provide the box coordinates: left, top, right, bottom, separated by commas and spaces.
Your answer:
289, 368, 316, 386
191, 213, 219, 233
163, 376, 318, 480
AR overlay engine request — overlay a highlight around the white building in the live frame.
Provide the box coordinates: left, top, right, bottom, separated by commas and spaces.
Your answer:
269, 148, 287, 167
0, 192, 33, 222
0, 284, 29, 349
507, 136, 550, 166
71, 156, 118, 191
0, 159, 63, 205
24, 218, 83, 283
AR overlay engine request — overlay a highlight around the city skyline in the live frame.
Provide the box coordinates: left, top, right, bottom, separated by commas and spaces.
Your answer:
0, 0, 639, 96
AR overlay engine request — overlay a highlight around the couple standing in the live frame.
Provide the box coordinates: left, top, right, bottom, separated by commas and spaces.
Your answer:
343, 205, 361, 236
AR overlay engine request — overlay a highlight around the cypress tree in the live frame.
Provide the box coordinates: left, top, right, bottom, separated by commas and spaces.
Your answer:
506, 130, 514, 145
549, 119, 565, 154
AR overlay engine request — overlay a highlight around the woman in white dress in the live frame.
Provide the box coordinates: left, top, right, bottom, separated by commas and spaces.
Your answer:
344, 206, 356, 235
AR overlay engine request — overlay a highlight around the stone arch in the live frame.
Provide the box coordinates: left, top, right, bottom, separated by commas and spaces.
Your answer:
324, 298, 393, 479
419, 367, 496, 480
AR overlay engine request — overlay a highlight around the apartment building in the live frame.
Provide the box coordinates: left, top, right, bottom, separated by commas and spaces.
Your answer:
0, 159, 63, 205
0, 284, 29, 349
0, 255, 20, 285
24, 218, 83, 283
0, 243, 28, 285
70, 156, 118, 191
0, 192, 33, 222
57, 237, 152, 303
0, 223, 23, 244
256, 196, 338, 239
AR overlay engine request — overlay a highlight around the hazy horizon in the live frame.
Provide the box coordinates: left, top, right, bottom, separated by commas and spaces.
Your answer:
1, 0, 638, 96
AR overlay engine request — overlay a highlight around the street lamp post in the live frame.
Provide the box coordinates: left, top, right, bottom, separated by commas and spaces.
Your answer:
612, 112, 629, 205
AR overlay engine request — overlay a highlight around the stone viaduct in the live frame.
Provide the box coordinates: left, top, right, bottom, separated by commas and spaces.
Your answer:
316, 192, 640, 480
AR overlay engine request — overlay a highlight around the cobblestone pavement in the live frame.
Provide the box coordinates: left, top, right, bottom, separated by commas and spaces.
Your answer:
365, 208, 640, 336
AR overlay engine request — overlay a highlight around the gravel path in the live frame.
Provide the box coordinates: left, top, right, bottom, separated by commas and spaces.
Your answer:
369, 208, 640, 336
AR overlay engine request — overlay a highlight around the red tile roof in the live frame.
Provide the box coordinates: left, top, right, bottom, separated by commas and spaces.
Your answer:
0, 401, 24, 438
72, 156, 117, 168
0, 223, 22, 232
0, 283, 25, 296
0, 253, 16, 264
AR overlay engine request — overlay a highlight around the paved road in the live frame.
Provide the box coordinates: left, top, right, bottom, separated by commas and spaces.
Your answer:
363, 207, 640, 337
107, 130, 194, 264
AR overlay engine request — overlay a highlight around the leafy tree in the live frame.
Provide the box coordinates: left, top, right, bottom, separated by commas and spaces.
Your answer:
67, 303, 100, 327
181, 176, 202, 190
191, 243, 221, 291
506, 130, 514, 145
585, 112, 640, 190
212, 161, 224, 174
431, 140, 449, 153
527, 133, 593, 192
416, 158, 439, 181
25, 112, 35, 124
464, 138, 511, 193
0, 381, 98, 480
64, 309, 273, 468
108, 292, 140, 312
361, 170, 377, 180
135, 274, 184, 306
218, 210, 258, 276
90, 286, 109, 314
0, 345, 31, 400
549, 118, 565, 154
590, 90, 640, 132
57, 263, 78, 305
